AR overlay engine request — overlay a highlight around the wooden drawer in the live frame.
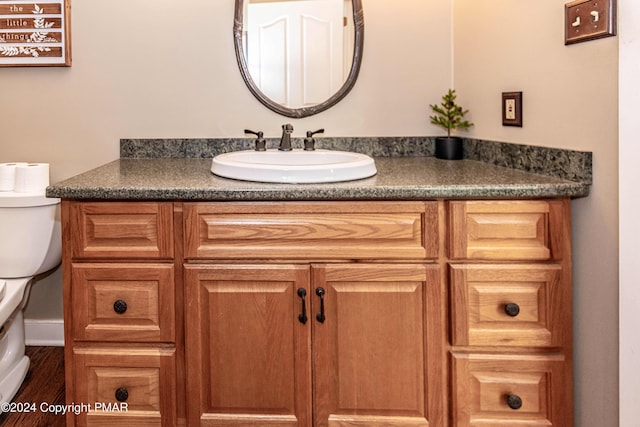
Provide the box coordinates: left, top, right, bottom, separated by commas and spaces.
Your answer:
72, 264, 175, 342
449, 264, 566, 347
73, 347, 176, 427
184, 202, 437, 260
449, 201, 553, 260
70, 202, 174, 259
451, 352, 569, 426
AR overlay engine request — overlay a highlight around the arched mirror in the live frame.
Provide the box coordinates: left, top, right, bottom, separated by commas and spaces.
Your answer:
234, 0, 364, 118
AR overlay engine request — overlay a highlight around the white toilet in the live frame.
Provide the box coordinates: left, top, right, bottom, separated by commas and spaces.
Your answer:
0, 189, 61, 406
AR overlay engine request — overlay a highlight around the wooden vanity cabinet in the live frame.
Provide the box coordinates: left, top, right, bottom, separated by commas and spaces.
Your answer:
184, 263, 443, 427
183, 202, 445, 427
62, 198, 573, 427
62, 201, 179, 427
448, 200, 573, 427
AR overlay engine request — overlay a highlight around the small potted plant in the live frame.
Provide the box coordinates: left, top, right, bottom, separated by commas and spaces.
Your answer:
429, 89, 473, 160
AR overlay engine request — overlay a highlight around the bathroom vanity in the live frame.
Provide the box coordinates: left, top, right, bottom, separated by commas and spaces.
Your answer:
48, 147, 590, 427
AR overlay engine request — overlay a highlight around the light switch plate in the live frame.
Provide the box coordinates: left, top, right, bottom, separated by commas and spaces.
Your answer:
565, 0, 616, 45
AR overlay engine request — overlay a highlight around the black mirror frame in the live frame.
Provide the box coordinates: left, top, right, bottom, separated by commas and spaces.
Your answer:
233, 0, 364, 118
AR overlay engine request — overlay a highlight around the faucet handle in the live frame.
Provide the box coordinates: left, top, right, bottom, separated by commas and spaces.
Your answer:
245, 129, 266, 151
304, 129, 325, 151
306, 129, 325, 138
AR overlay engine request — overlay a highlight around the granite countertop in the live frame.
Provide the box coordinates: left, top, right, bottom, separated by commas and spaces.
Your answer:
46, 156, 590, 201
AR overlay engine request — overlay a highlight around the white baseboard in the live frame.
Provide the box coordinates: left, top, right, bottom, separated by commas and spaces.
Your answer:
24, 319, 64, 346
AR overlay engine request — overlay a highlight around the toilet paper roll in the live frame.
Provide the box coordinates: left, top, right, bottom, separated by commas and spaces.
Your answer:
0, 162, 27, 192
13, 163, 50, 193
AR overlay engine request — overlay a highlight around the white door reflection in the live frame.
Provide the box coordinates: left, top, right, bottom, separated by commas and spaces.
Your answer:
245, 0, 346, 109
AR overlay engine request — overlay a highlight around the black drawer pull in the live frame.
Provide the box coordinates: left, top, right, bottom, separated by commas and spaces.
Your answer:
115, 387, 129, 402
297, 288, 308, 324
504, 303, 520, 317
506, 394, 523, 410
315, 287, 326, 323
113, 299, 128, 314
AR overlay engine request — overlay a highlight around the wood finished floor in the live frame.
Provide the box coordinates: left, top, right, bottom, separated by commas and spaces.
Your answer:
0, 346, 65, 427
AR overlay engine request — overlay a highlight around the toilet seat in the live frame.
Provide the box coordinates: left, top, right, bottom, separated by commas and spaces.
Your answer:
0, 280, 5, 304
0, 278, 31, 326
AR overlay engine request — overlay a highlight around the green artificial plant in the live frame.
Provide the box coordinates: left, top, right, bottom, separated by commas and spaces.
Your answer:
429, 89, 473, 137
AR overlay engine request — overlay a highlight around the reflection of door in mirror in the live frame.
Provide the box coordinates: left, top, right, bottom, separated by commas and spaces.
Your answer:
245, 0, 347, 109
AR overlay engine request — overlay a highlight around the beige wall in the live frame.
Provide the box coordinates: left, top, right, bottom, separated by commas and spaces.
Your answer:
3, 1, 619, 425
454, 1, 619, 426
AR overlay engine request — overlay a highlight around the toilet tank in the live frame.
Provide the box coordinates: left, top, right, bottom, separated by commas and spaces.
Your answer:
0, 192, 61, 278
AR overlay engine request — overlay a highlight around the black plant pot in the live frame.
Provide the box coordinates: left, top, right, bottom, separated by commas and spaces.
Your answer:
435, 137, 463, 160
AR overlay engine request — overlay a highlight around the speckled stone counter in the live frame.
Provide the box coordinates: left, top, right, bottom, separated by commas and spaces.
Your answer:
46, 156, 590, 201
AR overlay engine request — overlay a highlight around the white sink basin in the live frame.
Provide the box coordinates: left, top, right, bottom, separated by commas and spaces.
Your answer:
211, 149, 377, 183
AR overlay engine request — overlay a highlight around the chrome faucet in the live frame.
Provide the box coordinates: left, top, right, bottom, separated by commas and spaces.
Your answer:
279, 123, 294, 151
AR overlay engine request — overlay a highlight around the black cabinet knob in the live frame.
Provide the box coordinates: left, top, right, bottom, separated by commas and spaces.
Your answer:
113, 299, 128, 314
504, 303, 520, 317
115, 387, 129, 402
506, 394, 523, 410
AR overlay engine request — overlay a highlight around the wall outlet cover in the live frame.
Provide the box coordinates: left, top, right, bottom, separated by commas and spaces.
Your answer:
502, 92, 523, 127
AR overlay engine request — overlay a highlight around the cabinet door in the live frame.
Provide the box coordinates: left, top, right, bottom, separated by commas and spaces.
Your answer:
184, 265, 312, 427
311, 264, 444, 427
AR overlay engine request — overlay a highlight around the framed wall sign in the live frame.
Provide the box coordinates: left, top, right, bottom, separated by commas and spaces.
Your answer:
0, 0, 71, 67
